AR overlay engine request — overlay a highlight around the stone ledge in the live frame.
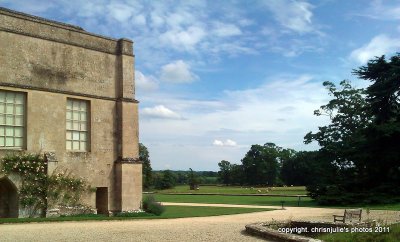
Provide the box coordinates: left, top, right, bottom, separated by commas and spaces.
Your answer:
245, 222, 322, 242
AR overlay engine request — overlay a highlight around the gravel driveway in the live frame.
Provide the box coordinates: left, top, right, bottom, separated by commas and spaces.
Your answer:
0, 204, 398, 242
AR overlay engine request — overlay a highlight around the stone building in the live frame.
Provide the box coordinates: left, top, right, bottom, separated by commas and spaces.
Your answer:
0, 7, 142, 218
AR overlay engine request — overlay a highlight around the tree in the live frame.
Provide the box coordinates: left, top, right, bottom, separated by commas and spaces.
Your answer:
153, 170, 176, 190
281, 151, 317, 186
304, 54, 400, 204
139, 143, 153, 190
353, 54, 400, 194
217, 160, 232, 185
241, 143, 283, 185
188, 168, 200, 190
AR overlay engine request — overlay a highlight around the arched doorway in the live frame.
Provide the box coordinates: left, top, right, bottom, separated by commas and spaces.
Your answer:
0, 177, 19, 218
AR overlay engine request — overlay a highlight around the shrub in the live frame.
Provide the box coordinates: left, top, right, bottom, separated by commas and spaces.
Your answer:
142, 195, 165, 216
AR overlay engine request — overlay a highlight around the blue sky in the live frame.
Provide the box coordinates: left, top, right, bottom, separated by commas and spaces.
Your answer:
2, 0, 400, 171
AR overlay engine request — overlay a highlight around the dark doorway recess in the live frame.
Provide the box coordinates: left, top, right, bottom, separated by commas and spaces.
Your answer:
0, 177, 19, 218
96, 187, 108, 215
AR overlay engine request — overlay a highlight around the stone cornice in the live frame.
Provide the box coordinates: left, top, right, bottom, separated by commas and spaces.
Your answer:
0, 7, 134, 56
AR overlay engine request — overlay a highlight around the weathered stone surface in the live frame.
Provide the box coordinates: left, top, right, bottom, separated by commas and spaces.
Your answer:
0, 7, 141, 217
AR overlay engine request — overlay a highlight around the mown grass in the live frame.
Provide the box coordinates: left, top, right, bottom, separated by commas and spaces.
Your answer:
154, 194, 316, 207
157, 185, 307, 195
317, 223, 400, 242
0, 205, 273, 224
153, 194, 400, 210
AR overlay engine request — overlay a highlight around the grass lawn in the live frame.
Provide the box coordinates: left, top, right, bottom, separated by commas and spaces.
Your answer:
156, 185, 307, 195
0, 205, 273, 224
317, 223, 400, 242
153, 194, 400, 210
155, 194, 316, 207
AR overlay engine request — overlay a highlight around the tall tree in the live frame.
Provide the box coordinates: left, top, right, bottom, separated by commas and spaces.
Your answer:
241, 143, 283, 185
353, 54, 400, 192
218, 160, 232, 185
139, 143, 153, 190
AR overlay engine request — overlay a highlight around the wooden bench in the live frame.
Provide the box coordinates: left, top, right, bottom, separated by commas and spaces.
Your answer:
333, 209, 362, 223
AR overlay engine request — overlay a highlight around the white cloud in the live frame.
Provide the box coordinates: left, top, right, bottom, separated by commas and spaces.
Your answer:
349, 34, 400, 64
225, 139, 237, 146
160, 60, 198, 83
140, 74, 330, 169
264, 0, 315, 34
360, 0, 400, 21
212, 22, 242, 37
107, 3, 134, 22
159, 26, 206, 52
135, 71, 158, 91
213, 139, 238, 147
141, 105, 182, 119
213, 140, 224, 146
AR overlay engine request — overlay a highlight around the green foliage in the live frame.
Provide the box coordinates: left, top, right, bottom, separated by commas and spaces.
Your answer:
139, 143, 153, 190
305, 54, 400, 205
0, 153, 87, 217
153, 170, 177, 190
241, 143, 294, 186
187, 168, 200, 189
280, 151, 320, 186
217, 160, 232, 184
142, 195, 165, 216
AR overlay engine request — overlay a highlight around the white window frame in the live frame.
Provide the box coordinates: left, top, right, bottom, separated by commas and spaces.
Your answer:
0, 90, 25, 149
66, 98, 90, 152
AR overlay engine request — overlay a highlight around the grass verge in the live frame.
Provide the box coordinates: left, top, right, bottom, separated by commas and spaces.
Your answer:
0, 205, 273, 224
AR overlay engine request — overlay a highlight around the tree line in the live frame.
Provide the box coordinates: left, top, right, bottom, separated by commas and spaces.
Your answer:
139, 143, 218, 190
218, 54, 400, 205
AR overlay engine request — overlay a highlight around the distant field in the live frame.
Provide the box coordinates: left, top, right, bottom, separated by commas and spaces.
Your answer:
156, 185, 308, 195
152, 194, 400, 210
154, 194, 316, 207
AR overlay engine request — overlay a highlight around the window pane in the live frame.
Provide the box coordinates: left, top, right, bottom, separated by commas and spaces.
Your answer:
15, 116, 23, 126
66, 120, 72, 129
80, 122, 87, 131
6, 115, 13, 125
0, 115, 4, 125
72, 121, 79, 130
15, 105, 23, 115
66, 111, 72, 120
66, 140, 72, 150
73, 141, 79, 150
5, 137, 13, 146
73, 112, 79, 121
0, 104, 5, 113
0, 127, 4, 136
5, 93, 14, 103
6, 104, 13, 114
14, 138, 22, 147
14, 127, 23, 137
80, 132, 86, 141
5, 127, 13, 136
0, 92, 5, 102
66, 131, 72, 140
72, 131, 79, 140
80, 102, 87, 111
15, 94, 24, 104
81, 142, 86, 151
0, 137, 4, 146
67, 100, 72, 110
73, 101, 80, 110
80, 112, 87, 121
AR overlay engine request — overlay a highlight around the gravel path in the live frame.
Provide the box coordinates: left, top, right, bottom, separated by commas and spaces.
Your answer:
0, 204, 398, 242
